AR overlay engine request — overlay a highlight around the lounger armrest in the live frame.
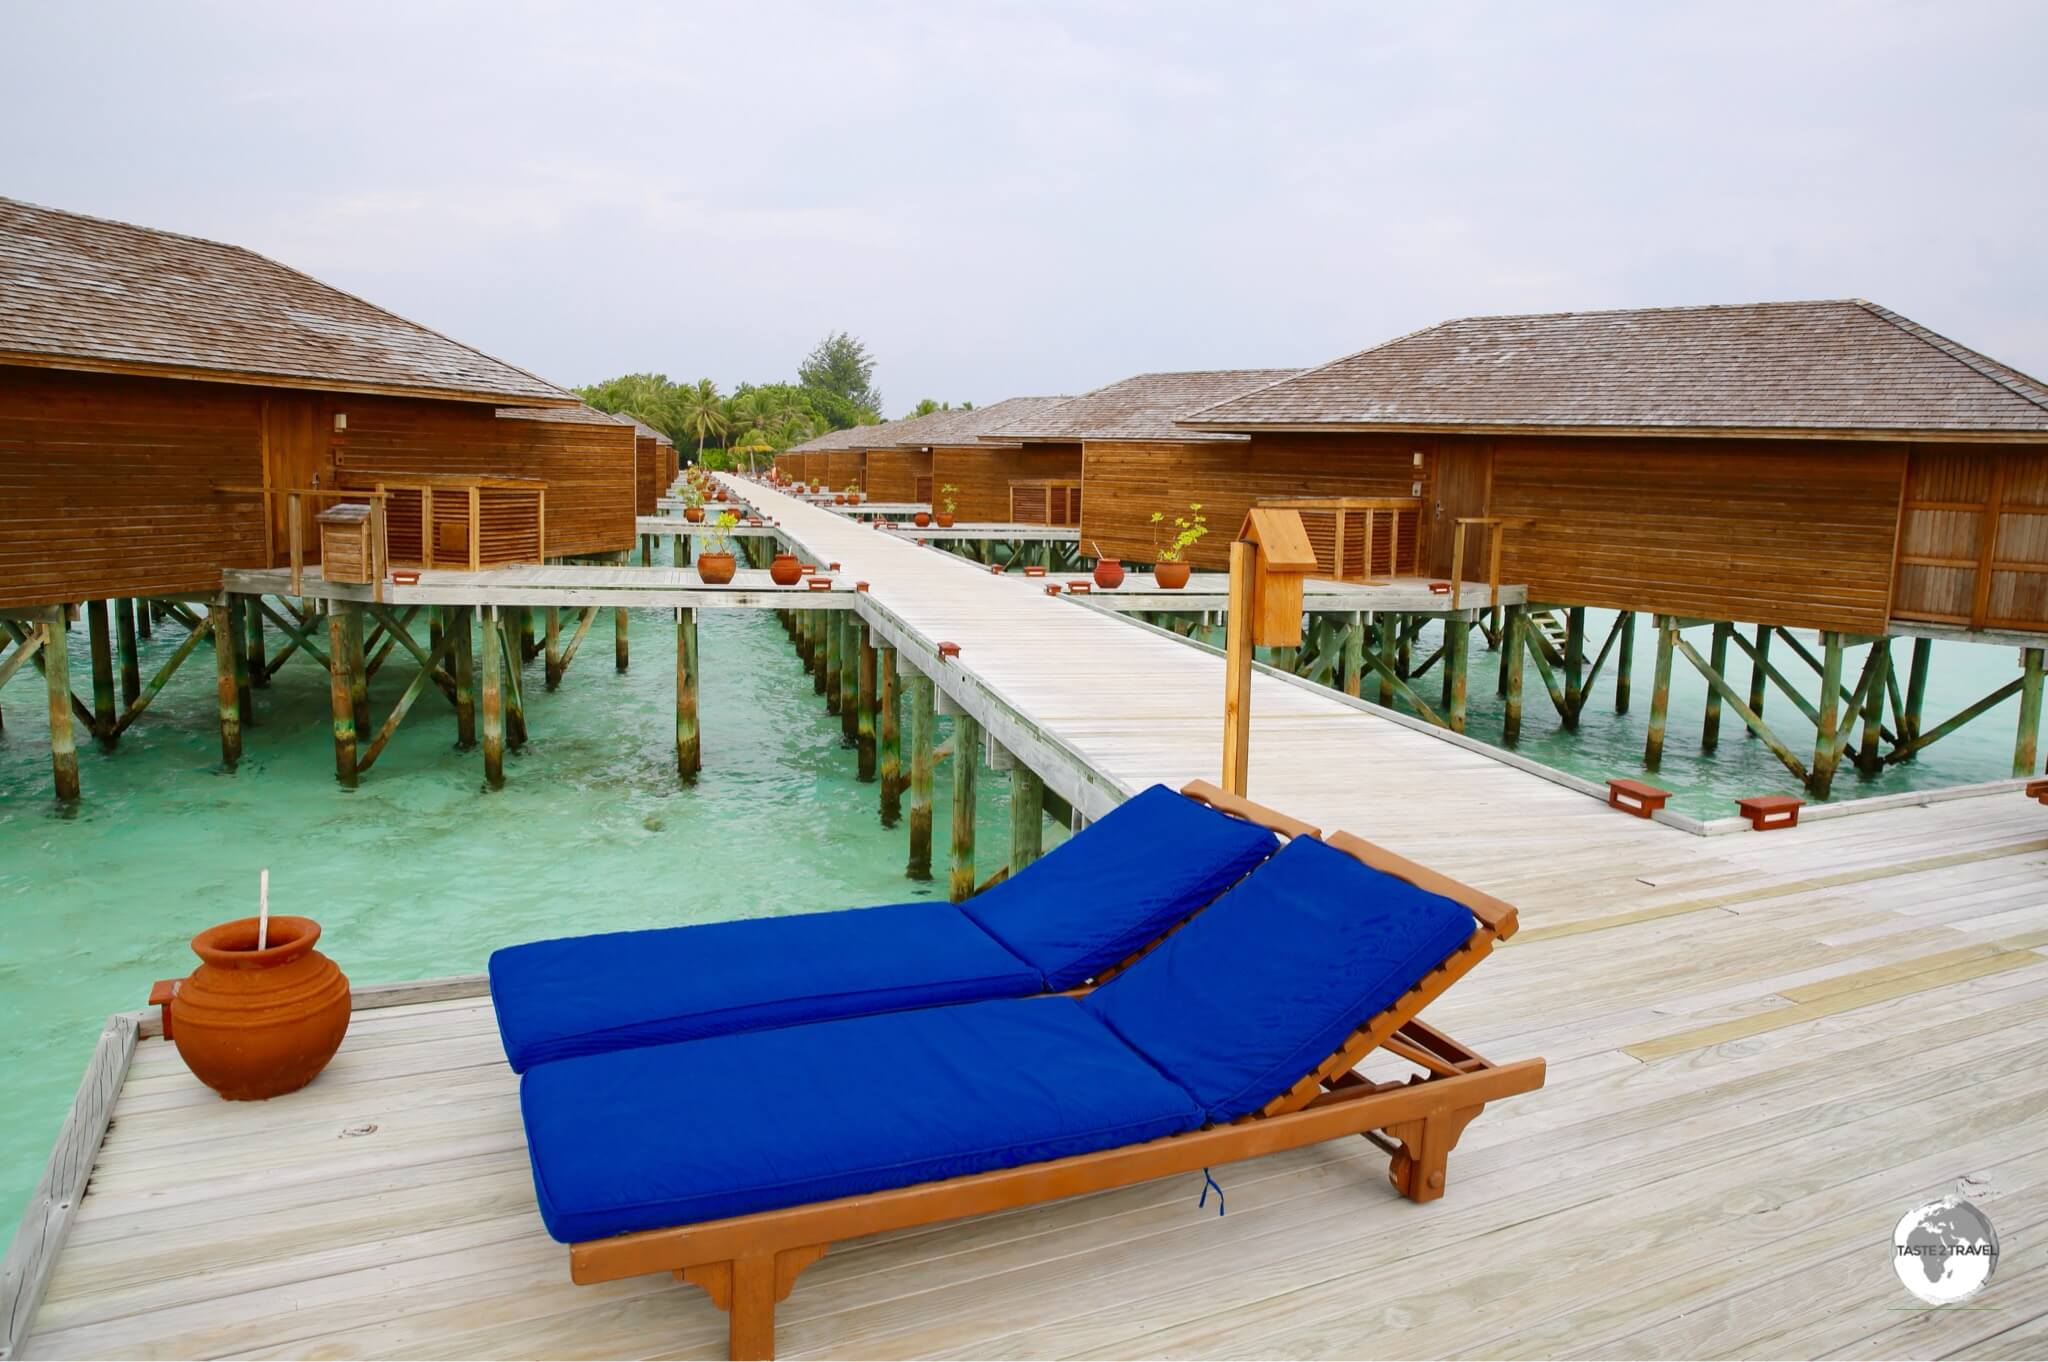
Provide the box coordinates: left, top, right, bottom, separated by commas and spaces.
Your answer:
1325, 830, 1519, 939
1178, 780, 1321, 841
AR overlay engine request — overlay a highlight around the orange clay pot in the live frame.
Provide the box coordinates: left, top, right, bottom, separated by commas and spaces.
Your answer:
1093, 559, 1125, 589
1153, 561, 1192, 589
170, 916, 350, 1101
935, 513, 956, 528
684, 506, 704, 523
698, 552, 738, 585
769, 553, 803, 586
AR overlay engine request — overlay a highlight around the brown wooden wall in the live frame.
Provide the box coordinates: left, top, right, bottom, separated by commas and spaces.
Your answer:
1485, 436, 1908, 633
825, 450, 866, 491
864, 448, 932, 503
633, 435, 659, 517
0, 367, 268, 606
774, 453, 802, 479
1079, 435, 1421, 570
345, 402, 636, 559
933, 443, 1083, 523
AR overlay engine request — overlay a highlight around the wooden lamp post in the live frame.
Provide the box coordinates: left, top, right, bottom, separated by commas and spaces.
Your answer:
1222, 508, 1317, 796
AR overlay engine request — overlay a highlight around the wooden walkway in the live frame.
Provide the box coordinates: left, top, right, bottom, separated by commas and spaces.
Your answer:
13, 477, 2048, 1358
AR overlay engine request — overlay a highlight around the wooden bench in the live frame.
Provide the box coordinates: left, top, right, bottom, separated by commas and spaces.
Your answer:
1736, 793, 1804, 831
1606, 778, 1671, 819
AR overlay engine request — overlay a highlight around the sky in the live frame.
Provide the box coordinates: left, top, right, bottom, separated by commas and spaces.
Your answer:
4, 2, 2045, 413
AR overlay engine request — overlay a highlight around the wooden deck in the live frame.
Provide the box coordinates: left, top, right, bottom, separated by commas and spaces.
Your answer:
14, 476, 2048, 1358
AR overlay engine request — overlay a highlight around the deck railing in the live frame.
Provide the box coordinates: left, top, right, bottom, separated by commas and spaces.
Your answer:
1254, 497, 1423, 582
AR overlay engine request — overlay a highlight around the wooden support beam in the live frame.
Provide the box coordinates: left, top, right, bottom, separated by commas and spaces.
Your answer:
545, 606, 563, 690
243, 596, 267, 688
1744, 623, 1770, 730
1700, 620, 1732, 753
110, 611, 211, 738
856, 625, 877, 782
1809, 631, 1845, 799
552, 606, 598, 682
878, 643, 902, 827
521, 607, 538, 664
1444, 617, 1469, 735
1341, 612, 1363, 699
136, 596, 152, 640
1562, 606, 1585, 727
1614, 611, 1635, 713
1519, 615, 1570, 725
346, 606, 370, 741
1374, 614, 1394, 707
1671, 633, 1808, 785
254, 598, 330, 670
481, 606, 505, 790
116, 599, 141, 708
615, 607, 629, 673
453, 606, 476, 748
677, 608, 701, 781
0, 622, 43, 695
908, 671, 934, 881
824, 609, 841, 711
1502, 605, 1525, 745
1644, 617, 1675, 772
1857, 638, 1891, 777
227, 592, 252, 725
1902, 637, 1932, 757
209, 593, 241, 769
1011, 763, 1044, 874
85, 600, 116, 748
357, 626, 461, 775
500, 614, 527, 749
839, 615, 859, 742
950, 712, 980, 903
327, 603, 358, 789
2018, 647, 2044, 777
43, 605, 79, 804
1222, 541, 1256, 795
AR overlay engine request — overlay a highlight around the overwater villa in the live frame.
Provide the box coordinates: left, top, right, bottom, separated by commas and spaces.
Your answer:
3, 198, 2045, 1362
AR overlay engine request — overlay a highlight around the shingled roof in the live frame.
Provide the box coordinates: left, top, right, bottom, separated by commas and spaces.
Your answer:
878, 396, 1072, 448
1180, 301, 2048, 439
787, 421, 895, 453
497, 403, 633, 428
992, 369, 1301, 443
0, 196, 575, 406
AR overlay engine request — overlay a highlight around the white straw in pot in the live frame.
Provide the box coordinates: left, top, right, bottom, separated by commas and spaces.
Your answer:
258, 868, 270, 950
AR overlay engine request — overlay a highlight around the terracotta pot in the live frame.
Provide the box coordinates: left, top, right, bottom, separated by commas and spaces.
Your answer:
848, 494, 863, 505
1154, 561, 1192, 590
684, 506, 704, 523
769, 553, 803, 586
698, 552, 738, 585
935, 513, 956, 528
170, 916, 350, 1101
913, 511, 931, 527
834, 494, 847, 505
1093, 559, 1125, 589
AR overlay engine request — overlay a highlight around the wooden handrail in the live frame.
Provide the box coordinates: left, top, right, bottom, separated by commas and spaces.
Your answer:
1449, 516, 1532, 611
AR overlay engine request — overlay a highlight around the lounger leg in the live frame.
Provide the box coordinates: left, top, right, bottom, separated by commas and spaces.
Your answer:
1384, 1104, 1482, 1203
679, 1245, 826, 1361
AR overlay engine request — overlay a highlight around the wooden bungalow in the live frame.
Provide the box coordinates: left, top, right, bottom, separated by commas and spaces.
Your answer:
873, 397, 1072, 523
782, 423, 885, 491
1178, 301, 2048, 788
492, 404, 639, 556
613, 414, 676, 516
995, 369, 1300, 556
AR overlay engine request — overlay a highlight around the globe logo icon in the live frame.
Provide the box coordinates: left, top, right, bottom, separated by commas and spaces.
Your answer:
1893, 1196, 1999, 1305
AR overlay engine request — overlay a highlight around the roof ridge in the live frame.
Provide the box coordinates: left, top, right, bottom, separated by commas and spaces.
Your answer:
1181, 320, 1452, 422
2, 195, 574, 402
1852, 300, 2048, 417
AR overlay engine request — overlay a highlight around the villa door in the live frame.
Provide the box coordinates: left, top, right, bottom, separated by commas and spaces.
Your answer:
260, 395, 330, 564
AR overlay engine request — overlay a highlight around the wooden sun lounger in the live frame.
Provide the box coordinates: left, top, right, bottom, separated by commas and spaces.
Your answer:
566, 805, 1543, 1359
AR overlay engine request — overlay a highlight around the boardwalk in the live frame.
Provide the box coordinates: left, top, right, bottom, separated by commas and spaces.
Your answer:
12, 477, 2048, 1359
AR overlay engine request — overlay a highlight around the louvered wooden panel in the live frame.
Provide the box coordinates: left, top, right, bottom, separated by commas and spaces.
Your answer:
933, 444, 1082, 523
1010, 485, 1051, 525
477, 489, 543, 567
1894, 447, 2048, 631
381, 487, 427, 564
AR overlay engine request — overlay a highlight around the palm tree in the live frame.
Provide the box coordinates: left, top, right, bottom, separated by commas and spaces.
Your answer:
679, 378, 730, 458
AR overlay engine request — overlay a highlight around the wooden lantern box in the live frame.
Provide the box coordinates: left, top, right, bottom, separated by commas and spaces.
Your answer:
317, 504, 376, 584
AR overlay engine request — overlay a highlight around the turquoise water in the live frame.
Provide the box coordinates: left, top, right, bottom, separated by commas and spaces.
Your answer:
0, 607, 1054, 1234
0, 598, 2034, 1236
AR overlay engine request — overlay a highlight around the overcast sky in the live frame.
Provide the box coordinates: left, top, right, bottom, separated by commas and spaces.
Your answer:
5, 2, 2044, 411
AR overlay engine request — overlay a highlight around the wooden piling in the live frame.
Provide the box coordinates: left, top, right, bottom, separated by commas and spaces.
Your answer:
115, 598, 141, 710
136, 597, 152, 640
452, 605, 476, 748
840, 615, 859, 742
243, 596, 268, 688
879, 643, 902, 826
208, 593, 242, 768
480, 606, 504, 789
227, 593, 252, 725
1701, 620, 1732, 752
326, 603, 357, 788
676, 608, 701, 780
824, 610, 841, 710
1901, 637, 1932, 758
1010, 765, 1044, 874
1375, 616, 1394, 706
908, 670, 934, 881
43, 605, 79, 803
1809, 631, 1845, 798
1856, 637, 1891, 777
86, 600, 116, 748
501, 614, 527, 749
1744, 622, 1771, 730
2017, 646, 2044, 776
344, 605, 370, 739
545, 606, 563, 690
856, 625, 877, 782
521, 607, 538, 663
615, 607, 629, 672
1444, 617, 1470, 734
950, 712, 980, 904
1503, 605, 1525, 745
1644, 617, 1675, 772
1562, 606, 1585, 727
1614, 611, 1635, 712
1342, 611, 1363, 698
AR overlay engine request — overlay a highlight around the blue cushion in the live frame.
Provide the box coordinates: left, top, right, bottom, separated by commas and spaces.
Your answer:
521, 998, 1204, 1242
1084, 836, 1477, 1122
963, 784, 1280, 989
490, 902, 1041, 1073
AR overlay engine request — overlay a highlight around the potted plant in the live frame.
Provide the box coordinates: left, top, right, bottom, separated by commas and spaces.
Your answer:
1149, 503, 1207, 589
769, 551, 803, 585
681, 482, 706, 523
913, 509, 931, 527
935, 484, 959, 529
1090, 541, 1124, 589
846, 483, 863, 506
697, 510, 739, 585
165, 895, 351, 1101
